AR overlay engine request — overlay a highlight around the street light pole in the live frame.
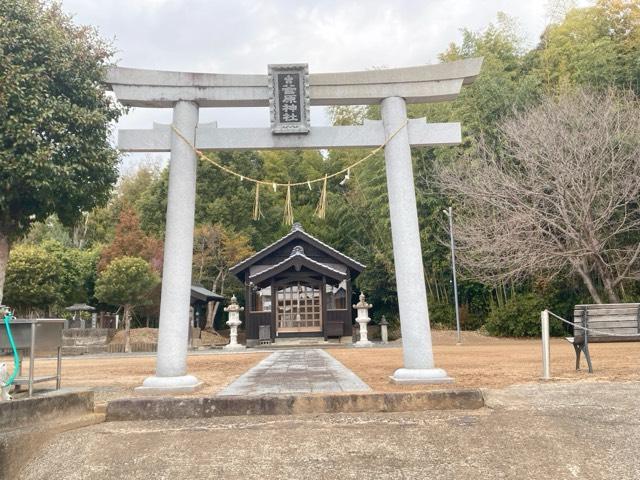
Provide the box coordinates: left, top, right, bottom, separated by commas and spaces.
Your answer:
444, 206, 461, 344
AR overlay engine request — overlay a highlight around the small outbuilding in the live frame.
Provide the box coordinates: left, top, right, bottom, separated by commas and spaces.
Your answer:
230, 223, 365, 346
190, 285, 225, 330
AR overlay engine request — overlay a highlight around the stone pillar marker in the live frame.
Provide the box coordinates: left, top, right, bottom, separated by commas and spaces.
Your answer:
380, 315, 389, 344
353, 293, 373, 347
381, 96, 452, 384
223, 295, 246, 351
137, 100, 203, 394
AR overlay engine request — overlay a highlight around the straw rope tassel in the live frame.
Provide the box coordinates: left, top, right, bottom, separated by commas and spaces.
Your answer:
168, 120, 408, 223
169, 120, 406, 190
253, 183, 263, 220
283, 183, 294, 225
315, 175, 328, 220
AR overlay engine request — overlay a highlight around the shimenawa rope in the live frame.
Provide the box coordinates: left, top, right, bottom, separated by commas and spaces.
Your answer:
169, 120, 408, 223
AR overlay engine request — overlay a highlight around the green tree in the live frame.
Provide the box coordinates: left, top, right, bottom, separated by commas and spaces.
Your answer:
0, 0, 122, 303
3, 244, 65, 314
3, 241, 100, 314
531, 0, 640, 94
95, 257, 159, 352
24, 215, 74, 247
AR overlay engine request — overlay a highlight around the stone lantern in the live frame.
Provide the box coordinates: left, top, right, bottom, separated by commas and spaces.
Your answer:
380, 315, 389, 344
353, 292, 373, 347
223, 295, 245, 351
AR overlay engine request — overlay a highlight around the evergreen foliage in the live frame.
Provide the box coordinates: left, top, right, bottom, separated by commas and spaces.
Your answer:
0, 0, 122, 302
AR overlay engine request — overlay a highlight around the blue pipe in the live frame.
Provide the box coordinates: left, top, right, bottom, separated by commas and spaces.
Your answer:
2, 310, 20, 387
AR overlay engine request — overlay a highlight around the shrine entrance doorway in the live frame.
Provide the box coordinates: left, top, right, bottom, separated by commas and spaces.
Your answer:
276, 281, 323, 334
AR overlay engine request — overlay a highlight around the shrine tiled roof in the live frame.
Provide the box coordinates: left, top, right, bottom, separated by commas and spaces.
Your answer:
230, 223, 365, 278
247, 245, 348, 284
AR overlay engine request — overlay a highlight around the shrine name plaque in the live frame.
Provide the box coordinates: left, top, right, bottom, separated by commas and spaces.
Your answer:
268, 64, 310, 134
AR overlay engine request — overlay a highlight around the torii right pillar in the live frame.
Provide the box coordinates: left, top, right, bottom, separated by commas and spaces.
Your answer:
382, 96, 452, 384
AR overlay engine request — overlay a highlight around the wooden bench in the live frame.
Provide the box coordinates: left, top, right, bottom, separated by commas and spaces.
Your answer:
566, 303, 640, 373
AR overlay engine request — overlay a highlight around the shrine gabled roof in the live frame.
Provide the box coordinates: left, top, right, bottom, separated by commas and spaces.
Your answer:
190, 285, 225, 303
248, 245, 348, 284
230, 223, 365, 278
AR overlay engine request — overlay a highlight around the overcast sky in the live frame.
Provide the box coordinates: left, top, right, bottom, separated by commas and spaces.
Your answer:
59, 0, 590, 171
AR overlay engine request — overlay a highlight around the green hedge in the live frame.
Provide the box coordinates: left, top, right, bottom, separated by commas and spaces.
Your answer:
486, 293, 566, 337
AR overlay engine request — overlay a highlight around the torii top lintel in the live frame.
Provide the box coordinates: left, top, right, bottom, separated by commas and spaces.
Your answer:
105, 58, 483, 108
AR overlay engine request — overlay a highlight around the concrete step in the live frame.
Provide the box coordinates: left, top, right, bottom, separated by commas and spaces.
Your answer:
273, 338, 330, 347
255, 343, 346, 350
86, 345, 108, 354
62, 328, 114, 338
71, 337, 109, 346
61, 346, 88, 356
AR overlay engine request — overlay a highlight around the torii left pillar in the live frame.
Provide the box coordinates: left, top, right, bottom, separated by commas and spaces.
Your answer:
136, 101, 203, 394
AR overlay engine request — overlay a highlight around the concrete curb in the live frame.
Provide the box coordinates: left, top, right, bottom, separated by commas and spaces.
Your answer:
0, 390, 99, 480
106, 389, 484, 422
0, 390, 94, 431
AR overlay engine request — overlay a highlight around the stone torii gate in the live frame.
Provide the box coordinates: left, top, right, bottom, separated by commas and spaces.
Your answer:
105, 58, 482, 393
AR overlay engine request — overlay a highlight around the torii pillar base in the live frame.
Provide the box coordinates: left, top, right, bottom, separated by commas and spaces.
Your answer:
135, 375, 203, 395
390, 368, 453, 385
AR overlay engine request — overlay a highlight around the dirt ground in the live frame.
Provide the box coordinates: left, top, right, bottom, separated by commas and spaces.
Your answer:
4, 352, 268, 402
3, 330, 639, 401
330, 330, 640, 391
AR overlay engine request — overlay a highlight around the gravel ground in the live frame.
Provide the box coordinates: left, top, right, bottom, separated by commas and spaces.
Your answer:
17, 381, 640, 480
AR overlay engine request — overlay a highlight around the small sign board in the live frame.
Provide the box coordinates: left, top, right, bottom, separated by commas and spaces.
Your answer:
268, 64, 310, 134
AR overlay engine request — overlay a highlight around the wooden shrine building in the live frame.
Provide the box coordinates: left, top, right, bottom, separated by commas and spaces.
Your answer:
230, 223, 365, 346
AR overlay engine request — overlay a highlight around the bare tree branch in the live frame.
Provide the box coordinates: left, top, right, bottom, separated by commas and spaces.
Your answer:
436, 89, 640, 303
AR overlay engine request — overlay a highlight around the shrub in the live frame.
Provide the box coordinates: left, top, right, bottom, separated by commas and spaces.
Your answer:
427, 302, 485, 331
485, 293, 565, 337
428, 302, 455, 329
4, 244, 65, 313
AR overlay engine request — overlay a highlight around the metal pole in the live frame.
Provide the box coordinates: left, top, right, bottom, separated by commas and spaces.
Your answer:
445, 207, 461, 344
29, 322, 35, 397
541, 309, 551, 380
56, 346, 62, 390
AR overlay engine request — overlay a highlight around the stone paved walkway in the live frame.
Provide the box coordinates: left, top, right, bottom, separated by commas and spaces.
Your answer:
216, 349, 370, 396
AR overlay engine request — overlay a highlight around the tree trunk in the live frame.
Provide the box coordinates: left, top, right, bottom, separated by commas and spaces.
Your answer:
205, 300, 218, 330
0, 232, 9, 305
587, 235, 621, 303
600, 275, 620, 303
124, 304, 131, 353
425, 276, 434, 299
604, 284, 620, 303
211, 301, 221, 327
575, 263, 603, 304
